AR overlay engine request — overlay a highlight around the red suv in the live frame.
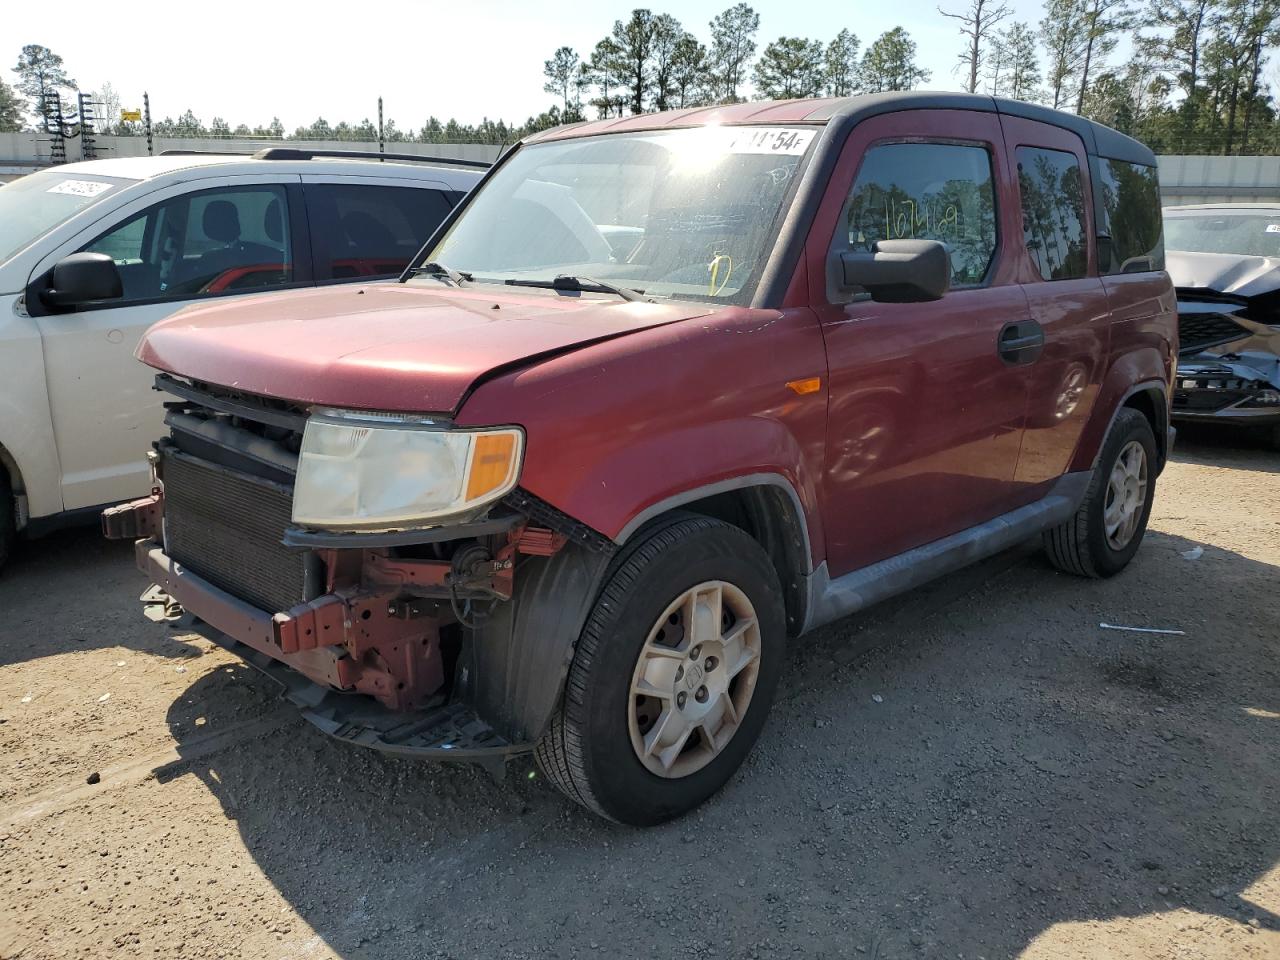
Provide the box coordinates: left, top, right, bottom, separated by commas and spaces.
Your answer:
106, 93, 1175, 824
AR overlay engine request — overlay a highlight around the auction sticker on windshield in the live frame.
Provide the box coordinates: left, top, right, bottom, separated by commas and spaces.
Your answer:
46, 179, 113, 198
724, 127, 816, 155
1266, 224, 1280, 233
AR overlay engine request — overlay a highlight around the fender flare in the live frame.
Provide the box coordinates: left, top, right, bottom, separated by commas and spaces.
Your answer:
1086, 379, 1172, 473
1072, 347, 1171, 474
615, 471, 814, 570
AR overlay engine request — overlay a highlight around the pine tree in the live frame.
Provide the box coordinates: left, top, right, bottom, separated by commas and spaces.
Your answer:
940, 0, 1012, 94
860, 28, 931, 92
824, 29, 861, 96
709, 3, 761, 102
753, 37, 826, 99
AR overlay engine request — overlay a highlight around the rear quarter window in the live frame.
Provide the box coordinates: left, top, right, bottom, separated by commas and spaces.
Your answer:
1016, 146, 1088, 281
1096, 159, 1164, 274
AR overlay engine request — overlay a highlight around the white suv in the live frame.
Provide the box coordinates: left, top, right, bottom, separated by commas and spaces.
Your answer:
0, 149, 485, 568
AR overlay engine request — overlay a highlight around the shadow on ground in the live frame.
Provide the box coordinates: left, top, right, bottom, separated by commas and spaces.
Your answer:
147, 438, 1280, 958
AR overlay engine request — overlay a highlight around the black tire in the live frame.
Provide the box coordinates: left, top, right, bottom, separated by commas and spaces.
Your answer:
535, 515, 785, 825
1043, 407, 1157, 578
0, 472, 14, 574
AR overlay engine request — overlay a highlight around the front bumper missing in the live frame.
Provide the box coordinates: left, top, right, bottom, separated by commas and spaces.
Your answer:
134, 540, 518, 760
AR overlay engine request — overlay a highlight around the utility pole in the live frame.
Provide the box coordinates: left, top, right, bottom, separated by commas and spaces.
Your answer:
377, 96, 385, 161
143, 91, 153, 156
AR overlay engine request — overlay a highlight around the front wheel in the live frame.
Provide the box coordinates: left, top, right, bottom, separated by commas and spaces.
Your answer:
1043, 407, 1157, 578
535, 516, 785, 825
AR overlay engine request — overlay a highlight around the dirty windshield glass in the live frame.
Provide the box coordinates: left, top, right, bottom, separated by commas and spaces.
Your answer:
425, 126, 817, 303
1164, 212, 1280, 258
0, 169, 128, 264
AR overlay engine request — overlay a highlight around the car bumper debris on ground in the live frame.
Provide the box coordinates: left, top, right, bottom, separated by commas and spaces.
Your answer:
1, 429, 1278, 960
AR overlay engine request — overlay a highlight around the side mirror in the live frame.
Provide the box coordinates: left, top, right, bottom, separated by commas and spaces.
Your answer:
41, 252, 123, 309
837, 239, 951, 303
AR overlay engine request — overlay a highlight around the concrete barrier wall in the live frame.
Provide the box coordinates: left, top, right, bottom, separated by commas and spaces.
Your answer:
0, 132, 501, 180
1158, 155, 1280, 206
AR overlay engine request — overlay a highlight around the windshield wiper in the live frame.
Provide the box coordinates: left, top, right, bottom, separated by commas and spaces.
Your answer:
503, 275, 650, 302
406, 261, 471, 285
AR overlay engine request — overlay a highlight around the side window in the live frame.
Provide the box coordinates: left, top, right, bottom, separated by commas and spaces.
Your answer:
81, 185, 293, 302
840, 141, 998, 291
1016, 147, 1088, 281
306, 184, 453, 281
1096, 159, 1164, 274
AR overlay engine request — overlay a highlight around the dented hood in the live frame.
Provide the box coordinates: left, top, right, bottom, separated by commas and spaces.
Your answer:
137, 282, 711, 413
1166, 250, 1280, 300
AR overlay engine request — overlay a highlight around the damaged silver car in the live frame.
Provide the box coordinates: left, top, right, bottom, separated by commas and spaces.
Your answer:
1165, 203, 1280, 445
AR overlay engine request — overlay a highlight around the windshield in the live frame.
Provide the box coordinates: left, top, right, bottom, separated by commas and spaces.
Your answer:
1164, 212, 1280, 258
424, 126, 818, 304
0, 169, 130, 265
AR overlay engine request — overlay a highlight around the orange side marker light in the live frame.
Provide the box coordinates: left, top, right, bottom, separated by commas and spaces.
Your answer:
786, 377, 822, 396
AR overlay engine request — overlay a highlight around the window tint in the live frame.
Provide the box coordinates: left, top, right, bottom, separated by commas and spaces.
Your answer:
841, 142, 998, 290
81, 185, 293, 303
1017, 147, 1088, 281
306, 184, 453, 281
1095, 159, 1164, 273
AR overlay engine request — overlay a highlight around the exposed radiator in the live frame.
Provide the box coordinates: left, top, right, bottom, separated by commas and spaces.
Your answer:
162, 449, 313, 613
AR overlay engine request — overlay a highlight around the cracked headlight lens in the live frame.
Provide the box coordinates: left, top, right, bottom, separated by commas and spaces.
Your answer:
292, 409, 523, 530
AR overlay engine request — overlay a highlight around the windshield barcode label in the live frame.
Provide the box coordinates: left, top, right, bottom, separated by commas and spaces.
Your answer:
46, 179, 113, 198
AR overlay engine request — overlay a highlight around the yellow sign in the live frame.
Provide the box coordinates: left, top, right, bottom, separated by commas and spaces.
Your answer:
120, 109, 142, 123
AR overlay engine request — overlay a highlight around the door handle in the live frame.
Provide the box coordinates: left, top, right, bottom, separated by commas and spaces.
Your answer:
998, 320, 1044, 365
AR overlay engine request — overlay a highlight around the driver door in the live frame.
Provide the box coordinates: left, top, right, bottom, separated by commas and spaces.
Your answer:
30, 178, 305, 510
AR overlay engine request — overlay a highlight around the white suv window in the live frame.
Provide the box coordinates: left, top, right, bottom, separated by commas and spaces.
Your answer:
81, 184, 294, 303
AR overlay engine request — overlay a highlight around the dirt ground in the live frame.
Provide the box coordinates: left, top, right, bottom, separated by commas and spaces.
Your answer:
1, 426, 1278, 960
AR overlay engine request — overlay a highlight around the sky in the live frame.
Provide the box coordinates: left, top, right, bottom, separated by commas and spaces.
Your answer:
8, 0, 1058, 132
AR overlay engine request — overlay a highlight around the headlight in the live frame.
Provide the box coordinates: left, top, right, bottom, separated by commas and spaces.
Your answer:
292, 409, 523, 530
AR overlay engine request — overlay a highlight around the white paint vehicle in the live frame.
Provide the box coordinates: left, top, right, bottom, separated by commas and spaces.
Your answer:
0, 149, 485, 568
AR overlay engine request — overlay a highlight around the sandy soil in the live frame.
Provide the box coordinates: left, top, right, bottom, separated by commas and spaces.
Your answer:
1, 426, 1278, 960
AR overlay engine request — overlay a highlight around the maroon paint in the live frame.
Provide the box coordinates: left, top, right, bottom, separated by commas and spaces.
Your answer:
136, 282, 711, 412
997, 115, 1112, 492
457, 304, 831, 566
803, 110, 1032, 575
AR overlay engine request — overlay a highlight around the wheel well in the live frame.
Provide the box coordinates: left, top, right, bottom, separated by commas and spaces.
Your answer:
0, 443, 23, 531
664, 485, 810, 636
1121, 386, 1168, 469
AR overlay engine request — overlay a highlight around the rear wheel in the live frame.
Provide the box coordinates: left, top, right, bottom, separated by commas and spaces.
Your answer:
535, 516, 785, 825
0, 473, 14, 573
1043, 407, 1157, 578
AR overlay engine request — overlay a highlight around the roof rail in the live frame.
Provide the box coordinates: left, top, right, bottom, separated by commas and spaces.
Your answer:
250, 147, 490, 168
158, 149, 252, 156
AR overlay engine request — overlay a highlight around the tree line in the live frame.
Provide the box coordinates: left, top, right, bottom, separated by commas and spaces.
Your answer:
543, 1, 1279, 154
4, 0, 1279, 158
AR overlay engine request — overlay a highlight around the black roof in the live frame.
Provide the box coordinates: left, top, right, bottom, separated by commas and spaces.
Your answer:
803, 91, 1156, 167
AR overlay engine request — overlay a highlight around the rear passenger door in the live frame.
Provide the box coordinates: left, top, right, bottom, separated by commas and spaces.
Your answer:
999, 116, 1110, 493
300, 177, 456, 282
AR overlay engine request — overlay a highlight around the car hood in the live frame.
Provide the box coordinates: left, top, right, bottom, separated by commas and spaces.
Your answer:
138, 282, 713, 413
1166, 250, 1280, 300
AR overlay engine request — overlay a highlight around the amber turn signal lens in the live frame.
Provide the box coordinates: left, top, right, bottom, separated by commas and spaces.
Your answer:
466, 432, 520, 501
786, 377, 822, 396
